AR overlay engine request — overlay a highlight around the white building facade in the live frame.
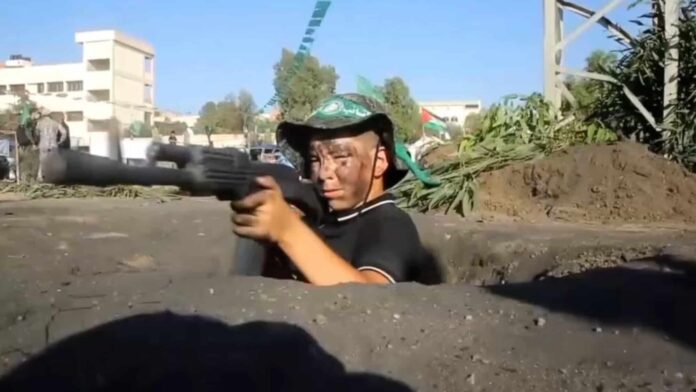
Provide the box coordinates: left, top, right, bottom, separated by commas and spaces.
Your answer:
0, 30, 155, 159
419, 100, 482, 126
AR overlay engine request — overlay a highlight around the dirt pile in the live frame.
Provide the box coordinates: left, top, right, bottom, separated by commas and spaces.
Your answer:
475, 142, 696, 224
419, 143, 457, 167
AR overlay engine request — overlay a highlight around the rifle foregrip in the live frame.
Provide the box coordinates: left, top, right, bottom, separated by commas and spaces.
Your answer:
270, 179, 324, 224
247, 163, 325, 224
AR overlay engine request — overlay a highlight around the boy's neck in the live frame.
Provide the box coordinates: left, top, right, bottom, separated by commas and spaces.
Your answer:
352, 181, 386, 209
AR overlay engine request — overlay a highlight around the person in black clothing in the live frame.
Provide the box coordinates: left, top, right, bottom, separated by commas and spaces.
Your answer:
58, 119, 71, 149
230, 93, 439, 285
168, 130, 178, 145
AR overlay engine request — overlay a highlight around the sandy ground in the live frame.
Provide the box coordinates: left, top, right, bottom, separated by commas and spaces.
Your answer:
1, 197, 696, 391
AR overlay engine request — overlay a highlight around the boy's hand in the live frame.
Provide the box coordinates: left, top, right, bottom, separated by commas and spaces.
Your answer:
230, 176, 299, 243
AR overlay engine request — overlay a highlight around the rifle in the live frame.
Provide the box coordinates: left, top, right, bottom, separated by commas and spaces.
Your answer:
41, 143, 326, 276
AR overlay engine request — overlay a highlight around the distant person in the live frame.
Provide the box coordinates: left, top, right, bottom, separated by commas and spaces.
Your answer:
34, 108, 67, 181
168, 131, 178, 145
56, 113, 70, 149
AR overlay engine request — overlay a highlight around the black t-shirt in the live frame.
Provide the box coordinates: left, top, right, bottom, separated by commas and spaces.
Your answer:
264, 193, 441, 284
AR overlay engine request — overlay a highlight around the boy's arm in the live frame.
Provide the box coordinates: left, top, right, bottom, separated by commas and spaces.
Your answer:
276, 216, 392, 286
230, 176, 392, 286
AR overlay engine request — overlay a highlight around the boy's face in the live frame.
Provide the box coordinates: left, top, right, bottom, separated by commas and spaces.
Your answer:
308, 131, 388, 211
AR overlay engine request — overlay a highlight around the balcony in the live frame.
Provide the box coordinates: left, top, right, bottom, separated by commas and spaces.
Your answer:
87, 59, 110, 72
84, 71, 111, 90
84, 101, 114, 121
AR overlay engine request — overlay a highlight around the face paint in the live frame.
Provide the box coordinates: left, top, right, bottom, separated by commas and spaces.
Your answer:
308, 136, 377, 211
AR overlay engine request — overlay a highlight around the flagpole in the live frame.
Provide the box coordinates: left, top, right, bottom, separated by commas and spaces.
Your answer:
420, 107, 425, 138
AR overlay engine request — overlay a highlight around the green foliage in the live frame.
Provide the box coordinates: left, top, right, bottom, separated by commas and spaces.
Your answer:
195, 90, 257, 134
273, 49, 338, 121
589, 0, 696, 169
463, 111, 485, 134
381, 77, 421, 143
255, 117, 279, 134
0, 182, 180, 202
395, 1, 696, 216
394, 94, 616, 215
236, 89, 258, 131
562, 50, 619, 116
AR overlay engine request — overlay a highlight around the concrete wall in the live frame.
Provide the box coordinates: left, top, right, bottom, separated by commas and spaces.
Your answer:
189, 134, 246, 148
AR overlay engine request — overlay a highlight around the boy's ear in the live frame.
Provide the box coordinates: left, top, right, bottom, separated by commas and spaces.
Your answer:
374, 146, 389, 178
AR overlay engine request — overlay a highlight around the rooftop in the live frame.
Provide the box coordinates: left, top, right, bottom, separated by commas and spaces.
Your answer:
75, 30, 155, 55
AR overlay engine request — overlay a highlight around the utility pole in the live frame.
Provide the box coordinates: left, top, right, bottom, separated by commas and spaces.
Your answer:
662, 0, 680, 133
543, 0, 564, 108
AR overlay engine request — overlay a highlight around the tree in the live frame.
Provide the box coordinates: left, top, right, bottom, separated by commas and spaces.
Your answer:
273, 49, 338, 121
237, 89, 257, 132
215, 99, 244, 132
463, 111, 485, 134
563, 50, 618, 115
196, 101, 219, 131
585, 49, 618, 73
195, 90, 258, 136
588, 1, 696, 168
382, 77, 421, 142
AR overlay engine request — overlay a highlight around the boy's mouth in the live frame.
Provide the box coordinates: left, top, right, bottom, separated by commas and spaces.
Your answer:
322, 189, 343, 198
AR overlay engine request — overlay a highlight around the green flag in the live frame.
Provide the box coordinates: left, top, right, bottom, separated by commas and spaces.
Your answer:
355, 75, 385, 103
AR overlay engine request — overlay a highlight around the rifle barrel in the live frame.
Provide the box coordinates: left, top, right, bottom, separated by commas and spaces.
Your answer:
42, 149, 193, 188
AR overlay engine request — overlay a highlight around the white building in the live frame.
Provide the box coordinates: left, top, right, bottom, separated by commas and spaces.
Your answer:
419, 100, 483, 126
0, 30, 155, 159
153, 110, 199, 128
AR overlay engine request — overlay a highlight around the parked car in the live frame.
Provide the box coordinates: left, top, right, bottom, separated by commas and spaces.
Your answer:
248, 144, 280, 162
248, 144, 295, 169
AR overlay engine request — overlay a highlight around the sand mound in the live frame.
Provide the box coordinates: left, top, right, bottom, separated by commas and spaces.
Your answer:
475, 142, 696, 224
420, 143, 457, 167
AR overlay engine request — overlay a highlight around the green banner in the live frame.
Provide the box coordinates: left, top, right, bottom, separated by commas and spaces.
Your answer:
261, 0, 333, 111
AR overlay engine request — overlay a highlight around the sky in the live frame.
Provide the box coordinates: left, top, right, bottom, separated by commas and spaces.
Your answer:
0, 0, 649, 114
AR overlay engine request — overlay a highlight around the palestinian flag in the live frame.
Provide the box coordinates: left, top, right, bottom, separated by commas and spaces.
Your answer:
421, 108, 447, 134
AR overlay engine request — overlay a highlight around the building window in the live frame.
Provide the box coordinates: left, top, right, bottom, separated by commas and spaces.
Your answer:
10, 84, 25, 94
36, 83, 45, 93
451, 116, 459, 122
48, 82, 64, 92
87, 59, 110, 71
89, 89, 110, 102
443, 117, 450, 122
66, 111, 84, 122
465, 104, 480, 109
144, 56, 153, 74
67, 81, 83, 91
0, 86, 6, 95
144, 84, 153, 104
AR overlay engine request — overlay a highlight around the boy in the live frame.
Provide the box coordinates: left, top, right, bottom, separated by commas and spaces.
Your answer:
230, 93, 436, 285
